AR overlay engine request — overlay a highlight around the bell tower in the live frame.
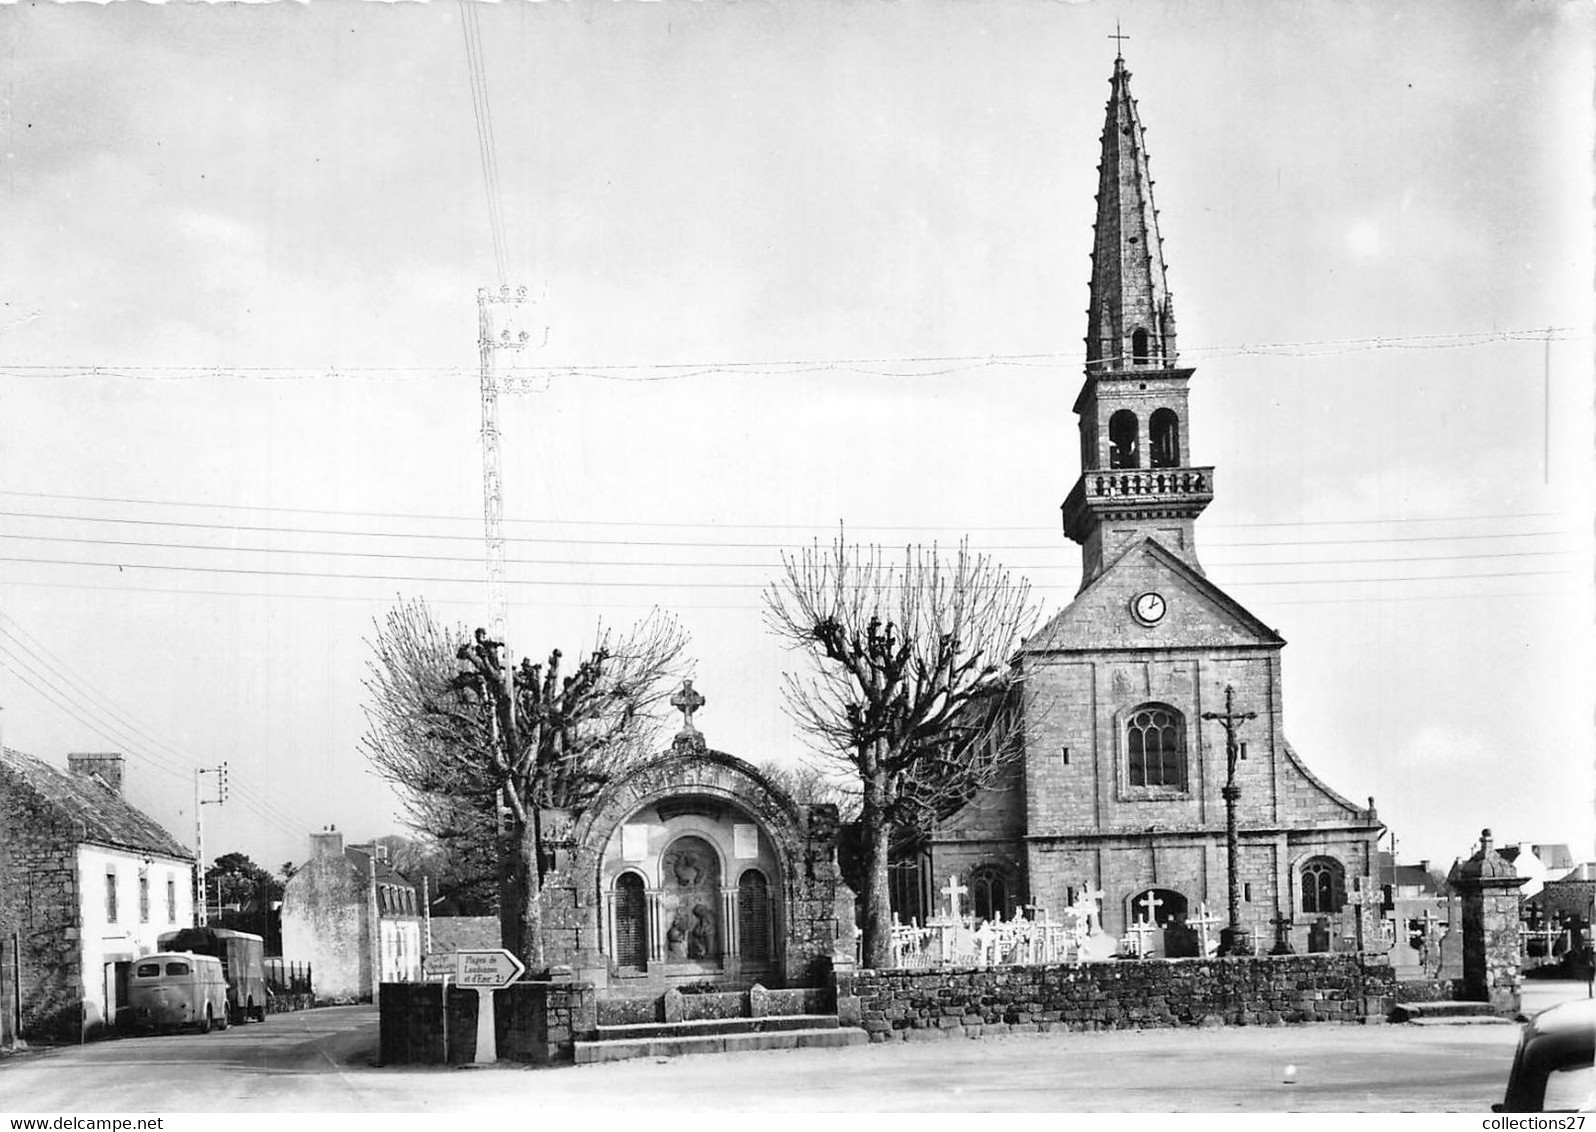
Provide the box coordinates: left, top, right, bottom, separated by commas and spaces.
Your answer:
1062, 50, 1213, 587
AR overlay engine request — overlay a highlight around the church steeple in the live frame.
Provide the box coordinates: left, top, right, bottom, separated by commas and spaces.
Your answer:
1063, 50, 1213, 588
1086, 52, 1177, 373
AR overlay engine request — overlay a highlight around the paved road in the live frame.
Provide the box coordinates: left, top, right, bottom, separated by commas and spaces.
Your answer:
3, 982, 1588, 1114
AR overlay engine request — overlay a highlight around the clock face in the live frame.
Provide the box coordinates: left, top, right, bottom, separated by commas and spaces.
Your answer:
1132, 591, 1167, 625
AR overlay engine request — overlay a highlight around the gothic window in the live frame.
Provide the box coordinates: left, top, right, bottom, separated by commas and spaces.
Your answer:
612, 872, 647, 968
1301, 857, 1346, 913
888, 857, 927, 926
1109, 410, 1140, 469
1126, 703, 1186, 789
970, 866, 1010, 923
1150, 408, 1180, 468
1132, 328, 1150, 363
737, 869, 771, 961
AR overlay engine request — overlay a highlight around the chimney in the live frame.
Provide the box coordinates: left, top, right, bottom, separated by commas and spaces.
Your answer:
68, 752, 125, 795
310, 828, 344, 859
1420, 859, 1431, 874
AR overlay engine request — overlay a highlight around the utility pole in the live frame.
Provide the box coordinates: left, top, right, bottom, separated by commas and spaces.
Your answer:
192, 762, 228, 926
1203, 686, 1257, 957
476, 284, 531, 649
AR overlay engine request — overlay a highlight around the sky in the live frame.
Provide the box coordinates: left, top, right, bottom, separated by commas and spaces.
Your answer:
1, 0, 1591, 880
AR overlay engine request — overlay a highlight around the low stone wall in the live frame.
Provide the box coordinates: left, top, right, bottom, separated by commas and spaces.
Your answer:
265, 993, 317, 1015
378, 979, 597, 1066
844, 954, 1395, 1042
1392, 977, 1460, 1004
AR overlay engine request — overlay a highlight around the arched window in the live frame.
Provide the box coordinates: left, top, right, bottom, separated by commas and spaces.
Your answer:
612, 872, 648, 968
1301, 857, 1346, 914
737, 870, 771, 961
1108, 410, 1140, 469
1150, 408, 1180, 468
1127, 704, 1186, 789
970, 867, 1010, 923
1132, 328, 1150, 363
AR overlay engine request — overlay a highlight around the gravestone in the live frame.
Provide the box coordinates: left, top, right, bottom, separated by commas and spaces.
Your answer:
1163, 917, 1201, 959
1307, 917, 1332, 954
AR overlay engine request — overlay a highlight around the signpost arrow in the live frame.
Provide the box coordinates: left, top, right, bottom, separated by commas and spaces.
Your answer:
455, 949, 526, 1064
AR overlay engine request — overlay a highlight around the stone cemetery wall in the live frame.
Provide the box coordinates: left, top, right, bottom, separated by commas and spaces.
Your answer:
1391, 977, 1459, 1004
846, 953, 1396, 1041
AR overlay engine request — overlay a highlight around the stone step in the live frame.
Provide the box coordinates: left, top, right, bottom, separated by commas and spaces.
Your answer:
1391, 1001, 1509, 1023
595, 1014, 840, 1041
575, 1025, 867, 1065
1405, 1015, 1515, 1027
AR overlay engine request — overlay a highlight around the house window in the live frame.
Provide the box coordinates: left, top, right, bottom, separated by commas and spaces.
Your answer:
139, 873, 150, 923
970, 867, 1010, 923
1127, 704, 1186, 789
1150, 408, 1180, 468
1301, 857, 1347, 913
1108, 410, 1140, 469
104, 866, 118, 923
167, 876, 177, 923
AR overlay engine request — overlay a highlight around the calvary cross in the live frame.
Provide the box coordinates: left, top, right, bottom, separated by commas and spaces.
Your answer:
671, 680, 706, 733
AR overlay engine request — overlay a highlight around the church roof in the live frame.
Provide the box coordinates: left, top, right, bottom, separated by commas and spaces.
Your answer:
0, 746, 192, 860
1085, 51, 1177, 373
1022, 536, 1283, 654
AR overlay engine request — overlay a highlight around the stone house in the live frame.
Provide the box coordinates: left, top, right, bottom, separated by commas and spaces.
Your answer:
0, 749, 195, 1040
914, 52, 1384, 953
281, 829, 422, 1001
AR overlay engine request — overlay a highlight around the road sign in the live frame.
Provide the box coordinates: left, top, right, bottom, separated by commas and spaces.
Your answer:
455, 949, 525, 990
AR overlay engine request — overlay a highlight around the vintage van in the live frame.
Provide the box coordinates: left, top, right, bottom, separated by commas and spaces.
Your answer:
128, 952, 231, 1034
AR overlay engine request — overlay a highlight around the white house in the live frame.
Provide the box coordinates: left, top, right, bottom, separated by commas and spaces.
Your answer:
0, 749, 195, 1039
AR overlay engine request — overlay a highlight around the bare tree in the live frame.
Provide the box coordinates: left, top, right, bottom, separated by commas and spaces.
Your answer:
362, 597, 689, 967
763, 534, 1037, 968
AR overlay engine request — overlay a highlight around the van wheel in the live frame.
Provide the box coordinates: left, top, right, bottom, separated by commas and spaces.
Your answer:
217, 1005, 230, 1031
198, 1007, 212, 1034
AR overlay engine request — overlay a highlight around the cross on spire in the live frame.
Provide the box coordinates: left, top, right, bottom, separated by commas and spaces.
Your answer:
1108, 23, 1130, 58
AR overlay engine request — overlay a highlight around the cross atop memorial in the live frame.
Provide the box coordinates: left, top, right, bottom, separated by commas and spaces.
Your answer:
941, 875, 969, 922
671, 680, 706, 749
1136, 890, 1164, 924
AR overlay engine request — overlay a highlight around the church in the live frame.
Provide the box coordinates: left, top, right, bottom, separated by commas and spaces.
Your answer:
914, 51, 1385, 953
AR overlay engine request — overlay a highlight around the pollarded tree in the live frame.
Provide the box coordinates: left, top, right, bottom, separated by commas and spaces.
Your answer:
763, 534, 1037, 969
362, 597, 689, 967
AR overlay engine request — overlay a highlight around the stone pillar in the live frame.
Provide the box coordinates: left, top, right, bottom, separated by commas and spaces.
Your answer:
1453, 828, 1527, 1015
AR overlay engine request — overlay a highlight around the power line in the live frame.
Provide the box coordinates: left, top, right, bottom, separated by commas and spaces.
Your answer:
0, 508, 1572, 552
0, 529, 1576, 571
0, 487, 1569, 532
0, 552, 1572, 589
0, 326, 1580, 384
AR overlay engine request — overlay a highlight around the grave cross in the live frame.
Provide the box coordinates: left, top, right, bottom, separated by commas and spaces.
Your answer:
941, 875, 969, 922
671, 680, 706, 734
1188, 903, 1223, 956
1123, 918, 1157, 959
1137, 890, 1164, 925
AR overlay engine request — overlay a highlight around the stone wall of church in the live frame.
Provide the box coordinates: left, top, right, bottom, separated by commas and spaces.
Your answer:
847, 953, 1396, 1040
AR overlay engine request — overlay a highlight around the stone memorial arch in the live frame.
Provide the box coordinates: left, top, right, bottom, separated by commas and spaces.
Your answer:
536, 683, 856, 993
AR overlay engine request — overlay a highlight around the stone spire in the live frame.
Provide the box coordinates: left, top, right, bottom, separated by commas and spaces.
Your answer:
1085, 53, 1177, 374
1062, 51, 1212, 587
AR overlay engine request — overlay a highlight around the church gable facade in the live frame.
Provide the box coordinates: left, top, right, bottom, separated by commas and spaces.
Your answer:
925, 52, 1382, 952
